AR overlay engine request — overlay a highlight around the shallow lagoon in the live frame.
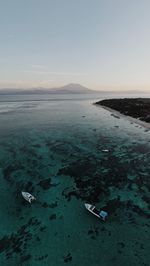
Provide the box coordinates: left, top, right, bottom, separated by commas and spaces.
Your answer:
0, 94, 150, 266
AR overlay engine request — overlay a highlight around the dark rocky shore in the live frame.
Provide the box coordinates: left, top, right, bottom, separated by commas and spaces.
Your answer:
95, 98, 150, 123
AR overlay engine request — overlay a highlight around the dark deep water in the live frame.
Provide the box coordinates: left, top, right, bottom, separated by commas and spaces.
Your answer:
0, 93, 150, 266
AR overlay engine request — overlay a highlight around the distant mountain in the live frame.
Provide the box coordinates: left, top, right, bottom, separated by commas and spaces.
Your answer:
0, 84, 98, 95
53, 83, 94, 93
0, 84, 149, 95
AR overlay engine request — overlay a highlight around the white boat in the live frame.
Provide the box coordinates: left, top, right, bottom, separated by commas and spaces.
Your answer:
85, 203, 108, 221
21, 192, 36, 204
102, 149, 109, 152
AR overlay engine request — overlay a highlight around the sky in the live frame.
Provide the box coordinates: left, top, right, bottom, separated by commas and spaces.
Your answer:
0, 0, 150, 91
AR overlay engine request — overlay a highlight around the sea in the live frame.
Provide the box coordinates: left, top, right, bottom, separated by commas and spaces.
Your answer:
0, 93, 150, 266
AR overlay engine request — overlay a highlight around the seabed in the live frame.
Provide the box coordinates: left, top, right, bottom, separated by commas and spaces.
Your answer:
0, 97, 149, 266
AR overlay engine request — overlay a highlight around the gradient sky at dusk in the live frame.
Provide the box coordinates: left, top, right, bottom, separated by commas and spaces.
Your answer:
0, 0, 150, 91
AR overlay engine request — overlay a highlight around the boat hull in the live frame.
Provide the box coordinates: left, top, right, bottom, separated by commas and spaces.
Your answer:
85, 203, 100, 218
21, 191, 35, 203
85, 203, 108, 221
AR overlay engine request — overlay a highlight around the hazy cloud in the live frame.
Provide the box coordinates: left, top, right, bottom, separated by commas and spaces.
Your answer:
23, 70, 87, 76
30, 64, 46, 69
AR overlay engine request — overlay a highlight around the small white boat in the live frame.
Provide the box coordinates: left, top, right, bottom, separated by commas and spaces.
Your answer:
21, 192, 36, 204
85, 203, 108, 221
102, 149, 109, 152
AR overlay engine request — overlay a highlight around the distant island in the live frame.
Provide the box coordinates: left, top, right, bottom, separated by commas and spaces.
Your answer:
0, 83, 148, 95
0, 84, 98, 95
95, 98, 150, 123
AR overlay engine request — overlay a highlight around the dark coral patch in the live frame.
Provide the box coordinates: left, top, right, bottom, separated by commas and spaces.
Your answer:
63, 253, 72, 263
58, 158, 108, 203
24, 181, 34, 193
42, 201, 58, 208
36, 254, 48, 261
38, 178, 52, 190
40, 226, 47, 232
21, 254, 31, 262
0, 217, 43, 261
117, 242, 125, 249
3, 163, 23, 182
62, 189, 79, 201
87, 227, 99, 239
49, 214, 57, 220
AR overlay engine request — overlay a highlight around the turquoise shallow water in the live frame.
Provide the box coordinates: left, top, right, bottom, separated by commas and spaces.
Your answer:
0, 94, 150, 266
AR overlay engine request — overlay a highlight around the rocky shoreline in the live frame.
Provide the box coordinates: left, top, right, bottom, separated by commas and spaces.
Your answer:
95, 98, 150, 123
